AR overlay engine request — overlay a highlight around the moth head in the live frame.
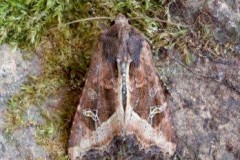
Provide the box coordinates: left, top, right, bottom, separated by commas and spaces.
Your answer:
114, 13, 129, 26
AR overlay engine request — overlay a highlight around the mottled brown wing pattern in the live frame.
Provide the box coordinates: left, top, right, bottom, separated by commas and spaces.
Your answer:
68, 13, 176, 160
126, 40, 176, 155
68, 40, 124, 159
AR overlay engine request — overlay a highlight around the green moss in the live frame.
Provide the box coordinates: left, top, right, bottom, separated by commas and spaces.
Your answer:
1, 0, 233, 159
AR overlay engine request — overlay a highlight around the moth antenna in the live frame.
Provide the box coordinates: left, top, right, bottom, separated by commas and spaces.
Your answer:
65, 17, 114, 25
129, 17, 190, 28
50, 16, 114, 30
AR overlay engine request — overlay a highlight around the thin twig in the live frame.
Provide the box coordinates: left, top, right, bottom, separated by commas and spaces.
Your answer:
49, 16, 190, 31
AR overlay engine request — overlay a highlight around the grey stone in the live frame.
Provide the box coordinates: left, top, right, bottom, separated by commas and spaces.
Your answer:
169, 0, 240, 43
160, 50, 240, 159
0, 44, 49, 159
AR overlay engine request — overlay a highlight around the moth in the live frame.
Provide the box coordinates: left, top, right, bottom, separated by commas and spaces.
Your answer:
68, 13, 176, 160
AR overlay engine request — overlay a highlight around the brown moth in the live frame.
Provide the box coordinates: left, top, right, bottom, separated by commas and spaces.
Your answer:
68, 13, 176, 160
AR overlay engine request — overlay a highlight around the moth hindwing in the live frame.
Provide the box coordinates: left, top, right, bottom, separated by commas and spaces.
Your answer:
68, 13, 176, 160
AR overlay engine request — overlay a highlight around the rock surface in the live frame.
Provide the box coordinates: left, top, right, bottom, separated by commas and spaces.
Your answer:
169, 0, 240, 44
0, 44, 48, 159
166, 1, 240, 159
165, 0, 240, 160
159, 50, 240, 160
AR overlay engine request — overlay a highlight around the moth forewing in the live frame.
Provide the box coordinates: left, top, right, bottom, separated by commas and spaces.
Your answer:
126, 40, 176, 155
68, 37, 124, 159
